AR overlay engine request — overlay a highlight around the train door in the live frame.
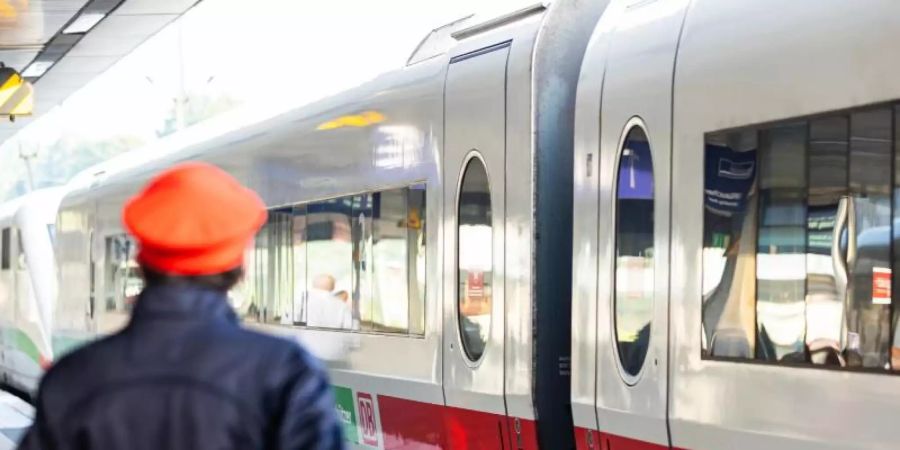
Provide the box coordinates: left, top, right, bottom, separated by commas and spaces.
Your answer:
592, 1, 691, 449
442, 42, 510, 448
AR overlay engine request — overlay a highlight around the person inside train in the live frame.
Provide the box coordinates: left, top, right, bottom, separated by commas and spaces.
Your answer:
19, 162, 345, 450
306, 273, 354, 330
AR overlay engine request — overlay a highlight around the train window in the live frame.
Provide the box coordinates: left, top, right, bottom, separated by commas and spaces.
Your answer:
408, 184, 427, 336
1, 227, 9, 270
104, 235, 141, 314
703, 104, 900, 372
305, 197, 355, 330
231, 241, 261, 322
290, 204, 308, 325
371, 189, 409, 333
757, 123, 808, 362
614, 126, 655, 378
243, 184, 427, 335
353, 194, 375, 330
458, 156, 492, 361
258, 208, 295, 325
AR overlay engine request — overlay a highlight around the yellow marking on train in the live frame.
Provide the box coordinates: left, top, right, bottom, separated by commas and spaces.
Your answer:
316, 110, 386, 130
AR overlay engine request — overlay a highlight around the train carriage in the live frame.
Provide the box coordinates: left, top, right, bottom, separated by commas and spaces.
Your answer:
572, 1, 900, 449
52, 1, 608, 449
0, 188, 65, 395
33, 0, 900, 448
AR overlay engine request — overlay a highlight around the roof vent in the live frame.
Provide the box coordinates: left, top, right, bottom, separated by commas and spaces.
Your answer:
451, 2, 548, 40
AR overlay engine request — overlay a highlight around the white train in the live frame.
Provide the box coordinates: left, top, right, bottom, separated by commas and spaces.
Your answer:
0, 187, 64, 395
6, 0, 900, 449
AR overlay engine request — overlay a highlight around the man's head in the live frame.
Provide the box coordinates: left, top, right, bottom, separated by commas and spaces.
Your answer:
312, 274, 336, 292
123, 162, 266, 291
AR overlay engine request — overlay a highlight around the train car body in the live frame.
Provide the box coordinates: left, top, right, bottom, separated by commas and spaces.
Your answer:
572, 1, 900, 449
46, 0, 900, 448
52, 1, 608, 448
0, 188, 65, 395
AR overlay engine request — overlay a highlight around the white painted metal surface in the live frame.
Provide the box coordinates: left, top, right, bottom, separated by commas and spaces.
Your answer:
443, 42, 509, 416
47, 2, 602, 448
669, 1, 900, 449
0, 187, 64, 396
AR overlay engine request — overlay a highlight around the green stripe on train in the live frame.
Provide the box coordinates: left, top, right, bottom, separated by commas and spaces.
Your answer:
7, 328, 41, 364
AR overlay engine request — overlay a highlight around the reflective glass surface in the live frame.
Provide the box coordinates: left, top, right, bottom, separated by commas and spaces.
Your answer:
703, 105, 900, 371
241, 185, 426, 334
615, 127, 655, 377
458, 158, 492, 361
104, 235, 141, 314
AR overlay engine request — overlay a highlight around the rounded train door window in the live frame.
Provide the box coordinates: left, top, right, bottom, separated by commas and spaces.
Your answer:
614, 125, 654, 379
458, 156, 492, 362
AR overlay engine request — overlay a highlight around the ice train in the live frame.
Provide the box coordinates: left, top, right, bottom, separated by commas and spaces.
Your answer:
8, 0, 900, 449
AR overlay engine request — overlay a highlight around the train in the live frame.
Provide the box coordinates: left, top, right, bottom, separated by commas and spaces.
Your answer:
3, 0, 900, 448
0, 187, 63, 394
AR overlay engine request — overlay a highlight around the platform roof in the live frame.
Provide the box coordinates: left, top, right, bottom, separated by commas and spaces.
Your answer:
0, 0, 199, 142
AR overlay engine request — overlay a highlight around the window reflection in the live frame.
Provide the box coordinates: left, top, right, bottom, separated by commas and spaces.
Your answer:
458, 157, 492, 361
702, 131, 758, 359
251, 209, 294, 325
104, 235, 142, 315
893, 105, 900, 370
372, 189, 409, 333
408, 184, 427, 336
240, 185, 426, 335
291, 205, 308, 325
703, 106, 900, 371
756, 124, 807, 362
846, 109, 892, 369
306, 199, 354, 330
352, 195, 374, 330
806, 117, 848, 366
614, 127, 654, 377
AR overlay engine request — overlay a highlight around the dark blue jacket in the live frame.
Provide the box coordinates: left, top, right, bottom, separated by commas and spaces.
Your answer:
19, 284, 345, 450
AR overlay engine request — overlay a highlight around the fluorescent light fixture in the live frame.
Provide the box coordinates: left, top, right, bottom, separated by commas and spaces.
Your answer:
21, 61, 55, 78
63, 12, 107, 34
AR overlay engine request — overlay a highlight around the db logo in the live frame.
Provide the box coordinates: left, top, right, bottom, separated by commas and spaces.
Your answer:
357, 392, 378, 446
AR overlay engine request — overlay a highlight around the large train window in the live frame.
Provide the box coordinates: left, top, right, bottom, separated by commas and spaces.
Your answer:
243, 184, 427, 335
1, 227, 9, 270
614, 125, 655, 379
458, 156, 492, 362
702, 103, 900, 372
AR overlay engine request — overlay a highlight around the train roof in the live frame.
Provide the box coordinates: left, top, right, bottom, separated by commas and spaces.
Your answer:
0, 186, 67, 225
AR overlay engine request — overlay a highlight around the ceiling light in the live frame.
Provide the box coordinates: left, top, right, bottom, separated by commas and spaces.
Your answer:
63, 12, 106, 34
21, 61, 54, 78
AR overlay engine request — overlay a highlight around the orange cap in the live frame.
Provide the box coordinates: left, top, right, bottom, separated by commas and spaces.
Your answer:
123, 162, 266, 276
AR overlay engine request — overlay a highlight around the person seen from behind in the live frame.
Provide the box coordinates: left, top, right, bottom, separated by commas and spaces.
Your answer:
19, 162, 345, 450
305, 274, 353, 330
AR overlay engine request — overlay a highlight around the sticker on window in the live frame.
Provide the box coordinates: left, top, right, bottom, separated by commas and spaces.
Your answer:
873, 267, 891, 305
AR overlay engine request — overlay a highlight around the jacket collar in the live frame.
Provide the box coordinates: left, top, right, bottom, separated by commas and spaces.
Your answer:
130, 284, 238, 325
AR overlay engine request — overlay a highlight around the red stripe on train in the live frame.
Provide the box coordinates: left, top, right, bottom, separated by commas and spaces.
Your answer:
378, 395, 538, 449
377, 395, 679, 450
575, 427, 688, 450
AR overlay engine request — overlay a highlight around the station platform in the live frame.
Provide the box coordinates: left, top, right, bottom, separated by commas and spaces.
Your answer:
0, 391, 32, 449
